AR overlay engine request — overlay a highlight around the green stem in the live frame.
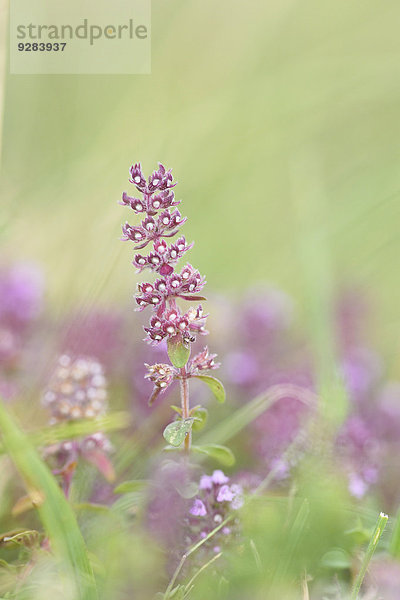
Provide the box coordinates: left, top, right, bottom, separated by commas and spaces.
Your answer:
164, 516, 231, 599
351, 512, 388, 600
389, 507, 400, 557
184, 552, 222, 595
180, 366, 190, 452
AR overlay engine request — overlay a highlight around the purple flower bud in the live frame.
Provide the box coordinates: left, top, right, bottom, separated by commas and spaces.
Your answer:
145, 328, 167, 344
142, 216, 156, 234
145, 363, 176, 393
154, 239, 168, 255
163, 321, 177, 336
190, 498, 207, 517
120, 192, 145, 213
199, 475, 213, 490
169, 274, 182, 290
158, 210, 172, 228
177, 317, 189, 332
122, 222, 146, 243
149, 194, 163, 211
138, 282, 154, 294
190, 347, 220, 374
216, 485, 234, 503
160, 189, 179, 208
148, 164, 171, 192
212, 470, 229, 485
159, 263, 174, 276
133, 254, 147, 270
154, 278, 168, 293
129, 163, 146, 190
147, 252, 162, 268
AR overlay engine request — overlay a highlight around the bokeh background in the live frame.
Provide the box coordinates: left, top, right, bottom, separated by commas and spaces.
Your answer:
1, 3, 400, 598
1, 0, 400, 384
1, 0, 400, 357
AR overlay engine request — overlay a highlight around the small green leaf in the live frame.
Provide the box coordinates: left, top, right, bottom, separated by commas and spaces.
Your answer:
167, 335, 190, 368
114, 480, 148, 494
163, 419, 194, 447
168, 585, 185, 600
192, 444, 235, 466
320, 548, 352, 570
192, 407, 208, 432
170, 405, 182, 416
192, 375, 226, 403
111, 492, 145, 517
174, 481, 199, 499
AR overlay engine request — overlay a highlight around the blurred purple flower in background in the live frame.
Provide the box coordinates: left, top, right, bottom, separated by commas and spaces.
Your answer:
336, 416, 380, 499
366, 558, 400, 600
42, 354, 114, 494
0, 262, 45, 397
208, 283, 400, 506
187, 469, 244, 554
146, 459, 191, 562
2, 253, 400, 511
211, 286, 313, 481
0, 262, 44, 328
59, 309, 126, 373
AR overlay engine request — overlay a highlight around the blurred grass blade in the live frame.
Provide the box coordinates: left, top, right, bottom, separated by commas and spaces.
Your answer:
389, 507, 400, 557
164, 517, 231, 599
290, 150, 348, 425
183, 552, 222, 596
351, 512, 388, 600
272, 499, 310, 585
0, 399, 98, 600
31, 411, 130, 447
0, 0, 7, 169
197, 384, 317, 446
0, 411, 130, 455
249, 539, 262, 572
191, 444, 235, 466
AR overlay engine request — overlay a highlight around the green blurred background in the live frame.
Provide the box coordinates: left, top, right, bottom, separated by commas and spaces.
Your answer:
1, 0, 400, 360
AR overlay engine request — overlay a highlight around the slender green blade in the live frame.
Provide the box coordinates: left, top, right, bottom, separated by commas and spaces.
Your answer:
0, 411, 130, 455
198, 384, 316, 446
351, 512, 388, 600
390, 507, 400, 557
0, 400, 98, 600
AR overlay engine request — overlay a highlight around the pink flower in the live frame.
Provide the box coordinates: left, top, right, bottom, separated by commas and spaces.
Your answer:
216, 485, 234, 502
211, 470, 229, 485
189, 499, 207, 517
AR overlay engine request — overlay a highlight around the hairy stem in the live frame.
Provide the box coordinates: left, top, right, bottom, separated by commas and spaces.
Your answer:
180, 366, 191, 452
351, 512, 388, 600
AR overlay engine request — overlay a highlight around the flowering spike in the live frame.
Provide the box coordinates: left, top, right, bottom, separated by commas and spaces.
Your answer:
120, 163, 210, 347
42, 354, 113, 493
119, 162, 222, 450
